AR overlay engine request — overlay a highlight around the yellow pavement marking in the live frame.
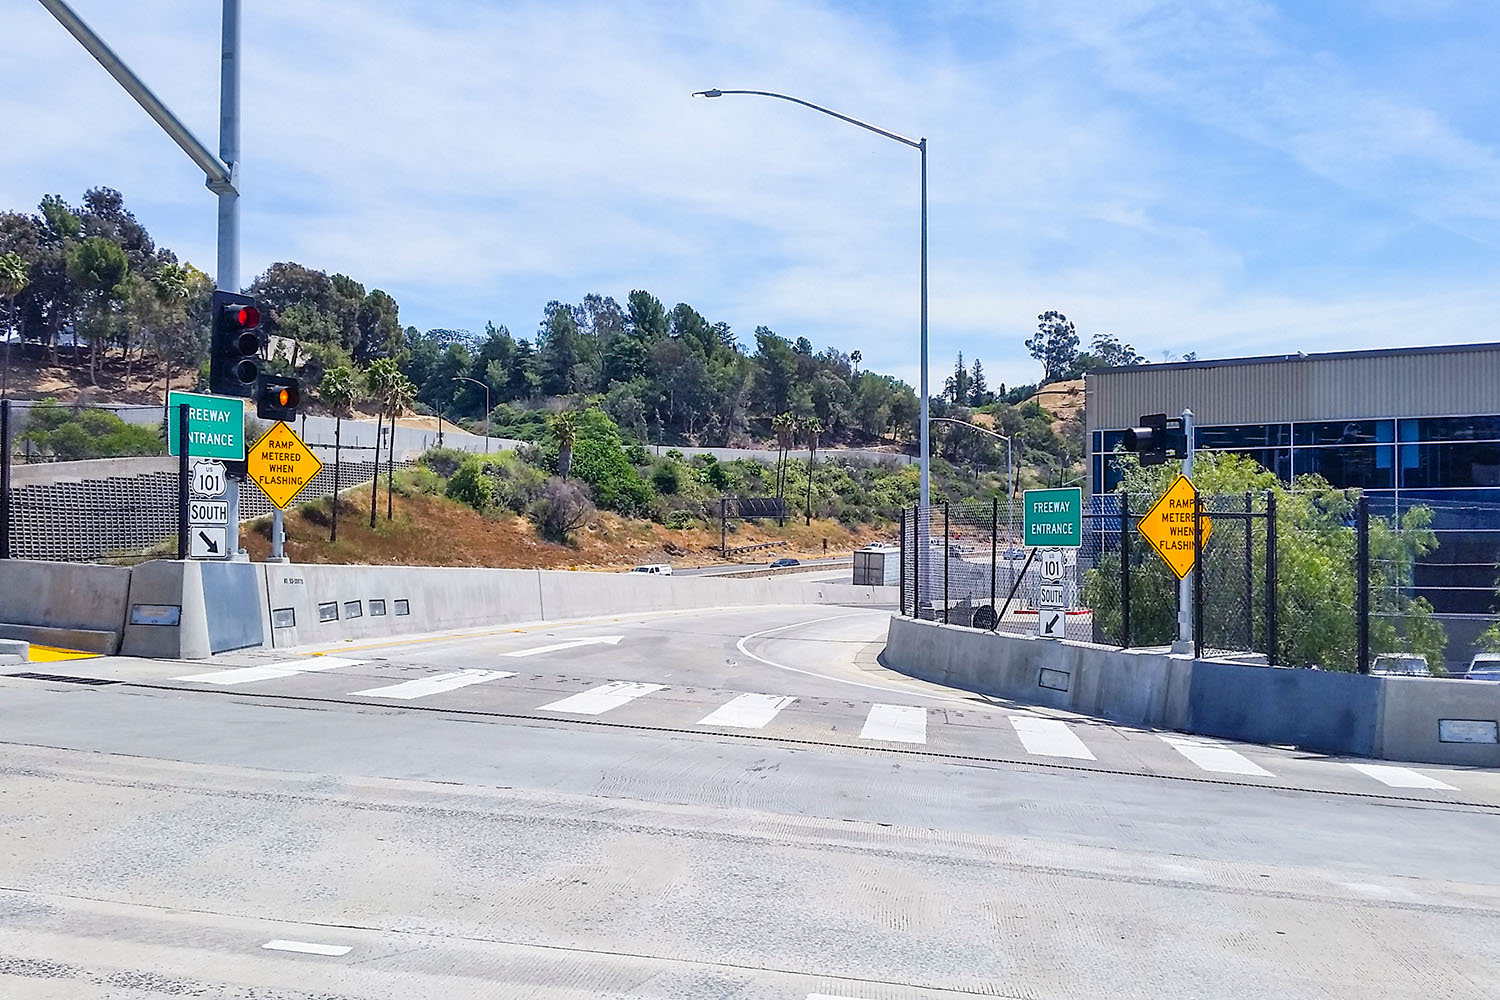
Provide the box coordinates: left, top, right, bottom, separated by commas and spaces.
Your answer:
26, 645, 100, 662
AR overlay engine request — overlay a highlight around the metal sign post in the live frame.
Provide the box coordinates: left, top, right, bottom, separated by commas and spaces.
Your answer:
1177, 408, 1195, 652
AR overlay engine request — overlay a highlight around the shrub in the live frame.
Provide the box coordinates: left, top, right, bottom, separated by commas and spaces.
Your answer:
624, 443, 650, 466
664, 509, 696, 530
420, 447, 468, 478
651, 460, 681, 495
530, 477, 596, 541
17, 400, 164, 460
445, 457, 495, 511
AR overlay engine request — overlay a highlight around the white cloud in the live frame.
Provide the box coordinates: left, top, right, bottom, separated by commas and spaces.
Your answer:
2, 0, 1499, 394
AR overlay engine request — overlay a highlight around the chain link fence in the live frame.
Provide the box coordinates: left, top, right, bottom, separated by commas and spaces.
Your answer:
900, 488, 1500, 675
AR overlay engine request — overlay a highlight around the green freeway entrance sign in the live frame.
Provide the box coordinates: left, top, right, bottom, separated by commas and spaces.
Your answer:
166, 391, 245, 460
1023, 487, 1083, 547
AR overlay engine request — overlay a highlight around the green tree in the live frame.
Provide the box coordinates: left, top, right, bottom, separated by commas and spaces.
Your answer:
550, 409, 579, 480
539, 303, 580, 396
561, 408, 651, 515
1025, 310, 1079, 384
65, 235, 129, 384
944, 351, 972, 404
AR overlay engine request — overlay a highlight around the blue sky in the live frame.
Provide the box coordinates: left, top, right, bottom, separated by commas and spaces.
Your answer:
4, 0, 1500, 392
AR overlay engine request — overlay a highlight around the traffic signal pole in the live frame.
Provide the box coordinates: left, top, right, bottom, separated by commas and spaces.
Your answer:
1173, 407, 1196, 653
39, 0, 260, 561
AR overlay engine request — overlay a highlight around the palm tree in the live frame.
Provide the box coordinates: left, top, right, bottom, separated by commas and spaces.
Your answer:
850, 350, 862, 378
772, 412, 794, 525
364, 358, 400, 528
319, 365, 360, 541
382, 369, 416, 520
0, 252, 29, 400
549, 410, 580, 480
801, 416, 822, 526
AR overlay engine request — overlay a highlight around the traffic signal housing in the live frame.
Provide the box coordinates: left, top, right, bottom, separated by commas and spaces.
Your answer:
1124, 412, 1187, 466
209, 290, 262, 397
256, 374, 302, 422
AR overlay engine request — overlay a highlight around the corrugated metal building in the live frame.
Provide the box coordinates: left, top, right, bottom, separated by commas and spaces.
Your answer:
1085, 342, 1500, 668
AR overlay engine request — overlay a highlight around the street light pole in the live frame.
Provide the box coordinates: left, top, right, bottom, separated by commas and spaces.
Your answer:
930, 416, 1013, 538
452, 376, 490, 452
692, 88, 929, 508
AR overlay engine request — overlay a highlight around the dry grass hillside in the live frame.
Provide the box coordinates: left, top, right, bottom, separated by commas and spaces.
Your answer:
242, 491, 890, 570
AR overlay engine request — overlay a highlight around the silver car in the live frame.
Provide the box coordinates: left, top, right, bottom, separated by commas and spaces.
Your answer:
1466, 653, 1500, 681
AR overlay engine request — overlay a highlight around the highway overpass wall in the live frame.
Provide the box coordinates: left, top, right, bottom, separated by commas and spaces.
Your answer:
883, 615, 1500, 766
1, 558, 895, 660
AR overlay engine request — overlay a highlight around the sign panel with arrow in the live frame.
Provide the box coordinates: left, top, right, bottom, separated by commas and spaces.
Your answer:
189, 525, 228, 560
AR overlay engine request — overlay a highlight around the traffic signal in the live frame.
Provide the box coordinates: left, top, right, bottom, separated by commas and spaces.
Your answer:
256, 374, 302, 421
209, 290, 263, 397
1124, 412, 1180, 466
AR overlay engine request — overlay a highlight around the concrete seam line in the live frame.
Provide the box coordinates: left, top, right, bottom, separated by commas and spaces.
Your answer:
84, 683, 1500, 812
0, 884, 1033, 999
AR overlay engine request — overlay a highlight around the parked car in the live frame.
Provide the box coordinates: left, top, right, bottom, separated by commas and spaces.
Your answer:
769, 557, 801, 568
1466, 653, 1500, 681
629, 564, 672, 576
1002, 546, 1026, 560
1371, 653, 1430, 676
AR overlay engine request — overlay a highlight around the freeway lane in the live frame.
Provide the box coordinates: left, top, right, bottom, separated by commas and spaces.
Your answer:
2, 604, 1499, 998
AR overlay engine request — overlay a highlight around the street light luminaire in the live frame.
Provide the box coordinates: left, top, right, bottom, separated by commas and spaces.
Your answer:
690, 86, 930, 509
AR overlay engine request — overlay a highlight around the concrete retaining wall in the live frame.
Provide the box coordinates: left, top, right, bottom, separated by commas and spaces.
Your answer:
884, 615, 1500, 766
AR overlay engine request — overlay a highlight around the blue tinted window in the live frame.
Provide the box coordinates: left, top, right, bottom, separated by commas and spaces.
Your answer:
1293, 420, 1392, 445
1196, 424, 1290, 449
1293, 446, 1394, 488
1399, 442, 1500, 489
1398, 416, 1500, 442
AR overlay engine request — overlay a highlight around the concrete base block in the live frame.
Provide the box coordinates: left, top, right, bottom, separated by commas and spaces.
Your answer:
0, 638, 29, 663
0, 623, 116, 655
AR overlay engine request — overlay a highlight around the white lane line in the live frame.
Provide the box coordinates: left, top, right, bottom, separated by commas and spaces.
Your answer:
733, 613, 972, 706
859, 704, 927, 744
538, 681, 665, 716
1160, 735, 1274, 777
261, 939, 351, 957
350, 669, 517, 700
174, 656, 366, 685
698, 693, 797, 729
1010, 715, 1096, 760
502, 636, 624, 657
1346, 762, 1457, 790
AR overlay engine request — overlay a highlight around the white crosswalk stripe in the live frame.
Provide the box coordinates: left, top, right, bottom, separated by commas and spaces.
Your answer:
537, 681, 665, 716
1010, 715, 1095, 760
698, 692, 797, 729
1345, 762, 1457, 790
1160, 735, 1274, 776
173, 656, 366, 686
859, 704, 926, 744
350, 669, 516, 700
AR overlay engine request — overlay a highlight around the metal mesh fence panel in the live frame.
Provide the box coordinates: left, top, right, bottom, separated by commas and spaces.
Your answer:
1197, 492, 1269, 660
9, 456, 407, 563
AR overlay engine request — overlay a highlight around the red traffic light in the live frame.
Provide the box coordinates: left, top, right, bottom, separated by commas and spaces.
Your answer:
225, 304, 260, 329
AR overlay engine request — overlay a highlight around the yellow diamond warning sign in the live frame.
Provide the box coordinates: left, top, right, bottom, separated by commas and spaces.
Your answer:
248, 421, 323, 509
1137, 475, 1212, 579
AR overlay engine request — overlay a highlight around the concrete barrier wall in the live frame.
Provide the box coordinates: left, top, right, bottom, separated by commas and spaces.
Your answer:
882, 617, 1189, 726
255, 563, 896, 650
883, 615, 1500, 766
0, 559, 134, 653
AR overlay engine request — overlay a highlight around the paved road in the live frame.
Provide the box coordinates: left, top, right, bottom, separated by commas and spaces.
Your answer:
675, 557, 852, 578
2, 605, 1498, 998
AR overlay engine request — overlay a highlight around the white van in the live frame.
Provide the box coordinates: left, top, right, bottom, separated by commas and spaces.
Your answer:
629, 564, 673, 576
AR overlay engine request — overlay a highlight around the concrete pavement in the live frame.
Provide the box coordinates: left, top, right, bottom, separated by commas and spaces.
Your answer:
2, 605, 1498, 998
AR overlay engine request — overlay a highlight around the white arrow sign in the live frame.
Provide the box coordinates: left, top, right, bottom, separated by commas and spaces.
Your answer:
502, 635, 625, 658
1038, 610, 1064, 639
